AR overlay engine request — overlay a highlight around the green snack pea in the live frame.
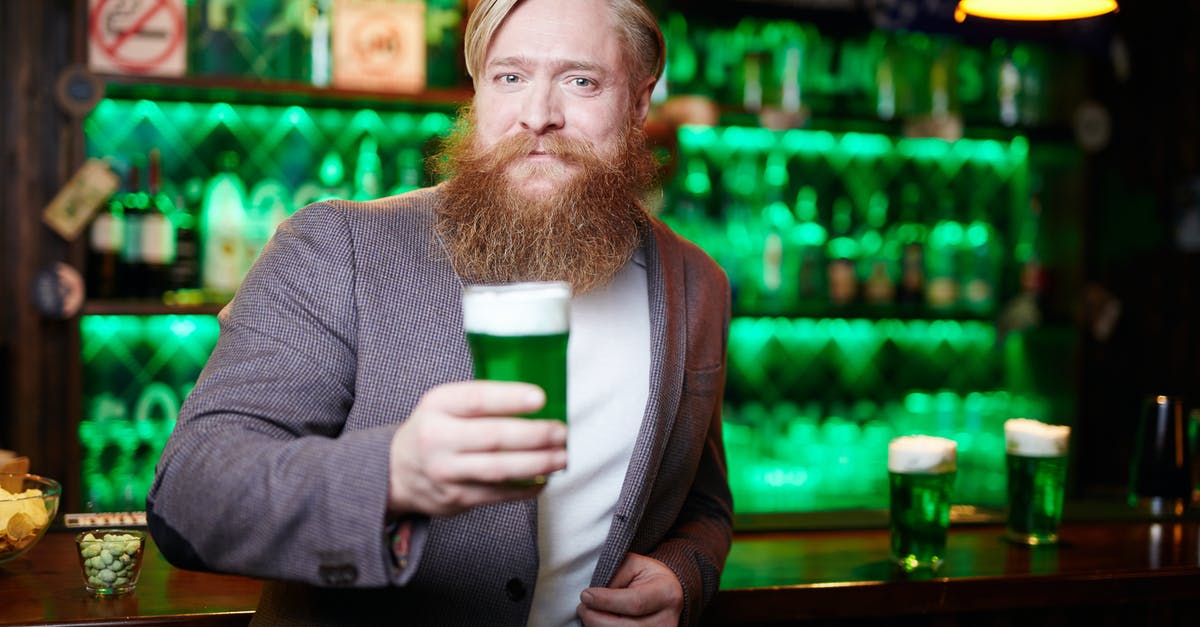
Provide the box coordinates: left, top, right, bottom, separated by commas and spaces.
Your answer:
98, 568, 116, 583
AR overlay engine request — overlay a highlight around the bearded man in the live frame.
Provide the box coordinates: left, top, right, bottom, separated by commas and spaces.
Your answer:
147, 0, 733, 625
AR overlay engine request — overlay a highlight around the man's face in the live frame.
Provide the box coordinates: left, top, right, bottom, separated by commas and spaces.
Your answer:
472, 0, 652, 196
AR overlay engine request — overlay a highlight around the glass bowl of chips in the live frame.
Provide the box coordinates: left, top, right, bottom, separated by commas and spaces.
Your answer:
0, 473, 62, 564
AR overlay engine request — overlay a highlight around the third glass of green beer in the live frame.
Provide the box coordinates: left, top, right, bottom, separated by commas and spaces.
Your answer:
461, 282, 570, 422
1004, 418, 1070, 546
888, 435, 957, 573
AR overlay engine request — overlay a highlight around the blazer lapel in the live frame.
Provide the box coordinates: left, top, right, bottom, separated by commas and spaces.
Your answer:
591, 218, 687, 585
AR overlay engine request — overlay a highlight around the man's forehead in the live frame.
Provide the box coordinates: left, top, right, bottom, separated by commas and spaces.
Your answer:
485, 0, 621, 64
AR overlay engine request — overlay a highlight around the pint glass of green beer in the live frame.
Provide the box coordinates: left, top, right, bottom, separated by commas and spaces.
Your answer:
888, 435, 957, 572
1004, 418, 1070, 546
461, 282, 570, 422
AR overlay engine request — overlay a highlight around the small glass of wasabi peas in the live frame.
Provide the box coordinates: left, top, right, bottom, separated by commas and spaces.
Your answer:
75, 529, 146, 595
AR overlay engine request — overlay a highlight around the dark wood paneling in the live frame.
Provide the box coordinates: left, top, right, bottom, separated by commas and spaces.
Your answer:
2, 0, 87, 511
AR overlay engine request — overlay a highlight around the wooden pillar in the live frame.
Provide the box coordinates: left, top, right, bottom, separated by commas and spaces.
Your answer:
2, 0, 88, 511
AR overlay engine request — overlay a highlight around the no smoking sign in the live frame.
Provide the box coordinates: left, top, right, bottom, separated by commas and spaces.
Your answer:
88, 0, 186, 77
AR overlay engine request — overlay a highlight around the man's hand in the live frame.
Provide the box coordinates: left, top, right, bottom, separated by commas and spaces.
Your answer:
577, 553, 683, 626
387, 380, 567, 517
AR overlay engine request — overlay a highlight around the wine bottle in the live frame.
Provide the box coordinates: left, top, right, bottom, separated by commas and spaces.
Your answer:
86, 197, 125, 300
143, 149, 178, 297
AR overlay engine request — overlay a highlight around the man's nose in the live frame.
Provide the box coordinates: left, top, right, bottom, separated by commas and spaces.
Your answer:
518, 84, 565, 134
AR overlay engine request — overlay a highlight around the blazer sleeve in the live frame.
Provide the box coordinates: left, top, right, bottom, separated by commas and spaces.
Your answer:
146, 201, 402, 588
647, 242, 735, 627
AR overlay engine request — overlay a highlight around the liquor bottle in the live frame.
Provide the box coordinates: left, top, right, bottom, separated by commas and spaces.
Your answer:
200, 151, 252, 300
426, 0, 466, 89
791, 185, 827, 308
825, 196, 859, 306
142, 149, 178, 297
873, 32, 897, 121
742, 52, 765, 114
168, 178, 206, 293
721, 150, 761, 313
925, 197, 964, 312
663, 12, 699, 97
1015, 44, 1043, 126
856, 191, 896, 307
388, 146, 426, 196
189, 0, 250, 77
310, 0, 332, 87
889, 184, 927, 307
997, 44, 1021, 127
959, 199, 1003, 315
755, 148, 797, 314
353, 135, 384, 201
664, 150, 714, 252
247, 179, 291, 257
929, 43, 958, 119
295, 149, 352, 208
119, 163, 147, 298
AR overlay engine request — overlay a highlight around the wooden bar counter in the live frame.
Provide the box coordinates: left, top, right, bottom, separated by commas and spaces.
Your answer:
4, 514, 1200, 626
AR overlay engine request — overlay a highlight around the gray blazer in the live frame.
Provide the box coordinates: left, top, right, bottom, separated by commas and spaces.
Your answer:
147, 187, 733, 626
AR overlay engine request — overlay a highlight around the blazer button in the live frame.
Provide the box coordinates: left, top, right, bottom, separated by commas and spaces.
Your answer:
505, 577, 526, 601
318, 563, 358, 586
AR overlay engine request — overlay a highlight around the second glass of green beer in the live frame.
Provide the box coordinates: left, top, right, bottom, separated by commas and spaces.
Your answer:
461, 282, 570, 423
1004, 418, 1070, 546
888, 435, 957, 573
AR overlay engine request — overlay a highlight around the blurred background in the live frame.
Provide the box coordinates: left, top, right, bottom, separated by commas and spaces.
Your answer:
2, 0, 1197, 527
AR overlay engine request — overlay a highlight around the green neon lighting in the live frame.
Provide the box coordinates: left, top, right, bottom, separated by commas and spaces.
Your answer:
79, 315, 222, 512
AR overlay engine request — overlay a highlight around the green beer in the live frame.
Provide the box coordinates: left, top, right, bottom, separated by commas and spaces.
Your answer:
888, 435, 957, 572
465, 331, 567, 421
462, 282, 570, 422
1004, 418, 1070, 545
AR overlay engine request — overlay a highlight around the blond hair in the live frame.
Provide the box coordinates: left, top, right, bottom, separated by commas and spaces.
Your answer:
463, 0, 665, 89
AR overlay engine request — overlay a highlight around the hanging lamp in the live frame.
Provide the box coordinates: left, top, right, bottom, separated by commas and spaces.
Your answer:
955, 0, 1118, 22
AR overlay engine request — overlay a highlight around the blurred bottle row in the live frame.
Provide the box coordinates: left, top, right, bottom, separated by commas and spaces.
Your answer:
724, 390, 1051, 512
85, 111, 445, 302
659, 13, 1062, 128
176, 3, 1064, 129
184, 0, 466, 89
658, 127, 1038, 317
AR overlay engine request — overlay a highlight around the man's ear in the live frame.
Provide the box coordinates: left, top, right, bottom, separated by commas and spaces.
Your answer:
633, 77, 656, 126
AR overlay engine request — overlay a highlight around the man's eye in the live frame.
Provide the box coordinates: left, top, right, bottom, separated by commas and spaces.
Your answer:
571, 77, 595, 88
500, 74, 520, 84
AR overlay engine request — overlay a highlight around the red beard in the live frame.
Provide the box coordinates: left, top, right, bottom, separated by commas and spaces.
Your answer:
433, 108, 658, 294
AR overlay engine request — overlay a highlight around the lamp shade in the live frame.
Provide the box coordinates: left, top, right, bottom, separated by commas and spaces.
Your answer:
955, 0, 1118, 22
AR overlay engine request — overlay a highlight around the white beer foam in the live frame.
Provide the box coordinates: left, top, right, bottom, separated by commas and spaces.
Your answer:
462, 282, 571, 336
1005, 418, 1070, 457
888, 435, 957, 473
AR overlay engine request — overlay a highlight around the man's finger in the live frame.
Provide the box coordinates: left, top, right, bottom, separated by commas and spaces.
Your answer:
425, 380, 546, 417
432, 449, 568, 483
449, 417, 567, 452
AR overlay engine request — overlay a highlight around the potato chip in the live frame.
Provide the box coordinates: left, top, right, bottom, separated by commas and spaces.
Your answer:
20, 494, 48, 528
6, 511, 34, 542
